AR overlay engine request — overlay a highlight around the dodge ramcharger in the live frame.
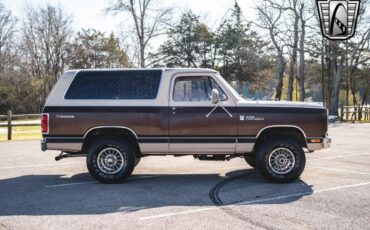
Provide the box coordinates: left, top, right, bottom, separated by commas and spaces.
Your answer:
41, 68, 331, 183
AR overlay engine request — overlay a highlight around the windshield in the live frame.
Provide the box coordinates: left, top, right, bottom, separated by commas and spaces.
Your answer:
216, 74, 243, 100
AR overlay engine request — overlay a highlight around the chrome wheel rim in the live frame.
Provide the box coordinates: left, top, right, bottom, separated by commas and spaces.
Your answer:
97, 147, 124, 174
268, 147, 295, 174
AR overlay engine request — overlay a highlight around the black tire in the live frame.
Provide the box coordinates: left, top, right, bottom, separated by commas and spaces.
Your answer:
86, 137, 136, 183
244, 154, 256, 168
255, 138, 305, 183
135, 157, 141, 166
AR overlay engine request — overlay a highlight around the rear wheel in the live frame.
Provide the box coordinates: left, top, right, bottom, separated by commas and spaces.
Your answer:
256, 138, 305, 183
244, 153, 256, 168
135, 157, 141, 166
86, 137, 136, 183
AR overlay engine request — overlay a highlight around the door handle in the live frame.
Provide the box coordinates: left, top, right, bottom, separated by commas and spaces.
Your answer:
172, 107, 185, 115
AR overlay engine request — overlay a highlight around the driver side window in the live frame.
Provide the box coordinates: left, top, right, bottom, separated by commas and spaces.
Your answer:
173, 76, 227, 102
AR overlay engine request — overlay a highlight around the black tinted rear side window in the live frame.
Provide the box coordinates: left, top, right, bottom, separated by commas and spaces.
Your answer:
65, 70, 162, 99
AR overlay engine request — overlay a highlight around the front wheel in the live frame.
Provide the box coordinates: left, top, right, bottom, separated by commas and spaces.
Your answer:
86, 137, 136, 183
256, 138, 305, 183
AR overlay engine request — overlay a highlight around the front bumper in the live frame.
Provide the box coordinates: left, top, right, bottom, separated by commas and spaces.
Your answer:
306, 136, 331, 151
323, 137, 331, 149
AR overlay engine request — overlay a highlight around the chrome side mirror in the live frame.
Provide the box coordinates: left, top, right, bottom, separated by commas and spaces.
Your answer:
211, 88, 220, 104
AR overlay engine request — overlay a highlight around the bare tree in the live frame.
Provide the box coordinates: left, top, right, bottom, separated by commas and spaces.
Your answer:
256, 0, 286, 100
21, 4, 72, 108
283, 0, 300, 101
297, 1, 308, 101
106, 0, 171, 67
273, 0, 312, 101
0, 3, 17, 75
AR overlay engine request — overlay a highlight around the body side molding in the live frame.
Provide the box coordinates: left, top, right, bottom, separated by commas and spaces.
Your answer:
256, 125, 308, 139
83, 126, 139, 139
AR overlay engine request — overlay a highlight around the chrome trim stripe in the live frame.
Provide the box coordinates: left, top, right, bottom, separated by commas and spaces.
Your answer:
43, 135, 84, 138
138, 138, 168, 143
83, 126, 138, 139
169, 143, 235, 153
256, 125, 308, 138
46, 138, 83, 143
169, 137, 236, 143
138, 136, 242, 144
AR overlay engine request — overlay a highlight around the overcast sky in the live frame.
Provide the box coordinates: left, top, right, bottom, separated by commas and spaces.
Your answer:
2, 0, 256, 34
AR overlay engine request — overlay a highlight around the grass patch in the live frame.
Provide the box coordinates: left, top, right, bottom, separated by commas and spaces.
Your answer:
0, 125, 41, 142
12, 125, 40, 132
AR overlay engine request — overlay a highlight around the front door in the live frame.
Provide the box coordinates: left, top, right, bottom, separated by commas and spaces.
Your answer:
169, 74, 237, 153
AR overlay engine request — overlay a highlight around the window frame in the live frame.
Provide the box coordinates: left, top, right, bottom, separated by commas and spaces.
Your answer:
171, 75, 228, 102
63, 70, 163, 100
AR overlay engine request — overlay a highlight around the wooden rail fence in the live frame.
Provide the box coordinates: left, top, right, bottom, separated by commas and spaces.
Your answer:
0, 110, 40, 140
339, 105, 370, 122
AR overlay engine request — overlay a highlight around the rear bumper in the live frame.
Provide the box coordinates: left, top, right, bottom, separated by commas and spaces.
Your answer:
41, 138, 83, 152
306, 137, 331, 151
41, 139, 47, 151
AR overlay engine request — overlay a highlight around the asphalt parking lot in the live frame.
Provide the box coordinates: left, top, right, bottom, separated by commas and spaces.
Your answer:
0, 123, 370, 230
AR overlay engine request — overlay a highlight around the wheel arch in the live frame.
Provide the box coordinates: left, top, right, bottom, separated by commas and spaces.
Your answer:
254, 125, 308, 151
82, 126, 141, 157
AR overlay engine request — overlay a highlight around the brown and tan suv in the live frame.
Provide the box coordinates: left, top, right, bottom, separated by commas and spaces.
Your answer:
41, 68, 331, 183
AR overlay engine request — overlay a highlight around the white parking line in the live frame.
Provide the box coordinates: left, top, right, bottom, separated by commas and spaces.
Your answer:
139, 181, 370, 220
0, 162, 82, 170
45, 175, 158, 188
238, 181, 370, 204
0, 153, 43, 157
45, 181, 96, 188
140, 207, 218, 220
309, 153, 370, 161
311, 166, 370, 175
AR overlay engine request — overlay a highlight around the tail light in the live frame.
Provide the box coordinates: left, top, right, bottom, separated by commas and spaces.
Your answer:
41, 114, 49, 133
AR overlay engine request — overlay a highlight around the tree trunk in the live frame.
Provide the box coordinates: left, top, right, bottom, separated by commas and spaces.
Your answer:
329, 41, 343, 115
350, 74, 358, 106
139, 38, 145, 68
345, 79, 349, 105
287, 57, 295, 101
275, 52, 285, 101
329, 63, 342, 115
321, 38, 326, 106
326, 42, 332, 108
298, 20, 305, 101
287, 13, 299, 101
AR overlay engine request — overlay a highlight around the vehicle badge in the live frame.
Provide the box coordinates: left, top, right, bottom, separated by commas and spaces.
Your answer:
316, 0, 360, 40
